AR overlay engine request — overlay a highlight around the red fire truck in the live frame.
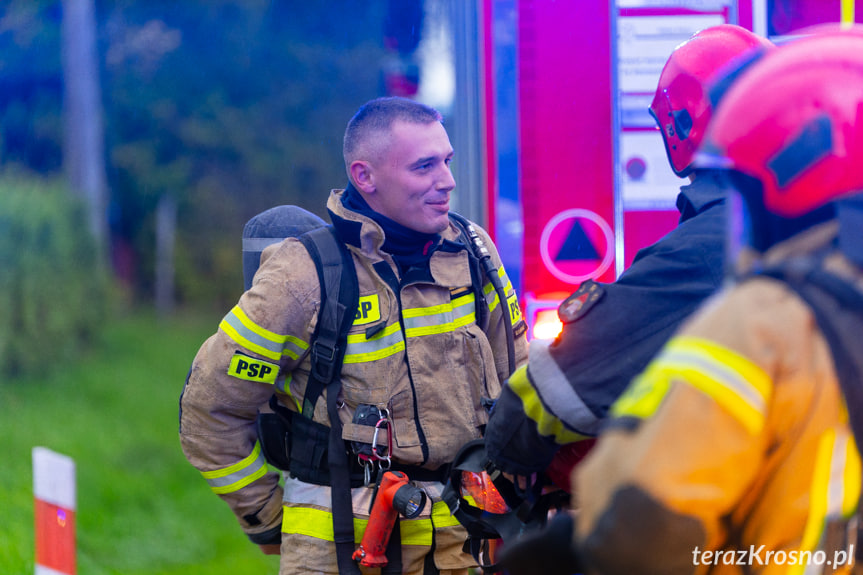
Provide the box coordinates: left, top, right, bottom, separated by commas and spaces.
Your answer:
409, 0, 860, 339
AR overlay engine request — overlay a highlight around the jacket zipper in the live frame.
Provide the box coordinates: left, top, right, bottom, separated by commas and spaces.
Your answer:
372, 260, 430, 465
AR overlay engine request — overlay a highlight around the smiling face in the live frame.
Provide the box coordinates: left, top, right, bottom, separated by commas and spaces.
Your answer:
351, 119, 455, 234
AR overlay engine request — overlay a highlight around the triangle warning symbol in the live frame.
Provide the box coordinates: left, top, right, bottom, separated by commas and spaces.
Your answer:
555, 220, 600, 261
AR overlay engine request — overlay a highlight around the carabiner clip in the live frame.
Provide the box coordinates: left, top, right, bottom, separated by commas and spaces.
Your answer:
361, 458, 373, 487
370, 409, 392, 467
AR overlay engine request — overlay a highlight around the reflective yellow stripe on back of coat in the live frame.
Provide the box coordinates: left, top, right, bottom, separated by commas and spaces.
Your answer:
613, 336, 772, 435
791, 427, 861, 575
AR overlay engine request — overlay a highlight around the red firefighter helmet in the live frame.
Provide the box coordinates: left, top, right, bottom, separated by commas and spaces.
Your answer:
694, 29, 863, 256
650, 24, 774, 177
696, 31, 863, 220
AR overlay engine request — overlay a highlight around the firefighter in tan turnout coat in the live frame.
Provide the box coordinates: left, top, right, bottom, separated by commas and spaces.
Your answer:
576, 29, 863, 575
179, 96, 527, 575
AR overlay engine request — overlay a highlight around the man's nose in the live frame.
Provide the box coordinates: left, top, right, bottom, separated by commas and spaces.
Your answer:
438, 164, 456, 191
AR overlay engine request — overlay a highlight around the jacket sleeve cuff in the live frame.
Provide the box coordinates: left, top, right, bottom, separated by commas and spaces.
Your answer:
248, 525, 282, 545
240, 484, 284, 542
486, 387, 559, 475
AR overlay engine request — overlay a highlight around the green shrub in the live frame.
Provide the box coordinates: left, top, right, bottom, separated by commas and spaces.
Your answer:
0, 175, 110, 377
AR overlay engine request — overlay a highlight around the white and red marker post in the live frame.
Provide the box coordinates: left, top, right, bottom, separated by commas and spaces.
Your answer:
32, 447, 76, 575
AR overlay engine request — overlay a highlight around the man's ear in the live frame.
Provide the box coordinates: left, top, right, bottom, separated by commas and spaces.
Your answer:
350, 161, 375, 194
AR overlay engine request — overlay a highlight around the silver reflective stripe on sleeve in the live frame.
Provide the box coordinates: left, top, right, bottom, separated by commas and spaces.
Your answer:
201, 442, 268, 494
528, 339, 602, 435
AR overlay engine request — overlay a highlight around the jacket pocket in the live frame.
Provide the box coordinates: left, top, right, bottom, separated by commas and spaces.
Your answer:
390, 389, 421, 447
462, 328, 497, 428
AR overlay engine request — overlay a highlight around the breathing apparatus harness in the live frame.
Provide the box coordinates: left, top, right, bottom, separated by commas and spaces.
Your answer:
441, 439, 571, 572
448, 212, 518, 375
248, 206, 518, 574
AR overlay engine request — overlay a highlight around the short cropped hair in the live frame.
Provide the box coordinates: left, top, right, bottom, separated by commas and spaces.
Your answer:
343, 97, 443, 170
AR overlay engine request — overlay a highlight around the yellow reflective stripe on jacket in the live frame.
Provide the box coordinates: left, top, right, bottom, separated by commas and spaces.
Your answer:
792, 428, 861, 575
429, 498, 464, 529
281, 500, 454, 545
403, 293, 476, 337
201, 442, 268, 494
220, 305, 308, 361
342, 292, 479, 364
483, 267, 513, 313
509, 365, 587, 445
282, 506, 363, 541
343, 322, 405, 364
613, 336, 771, 435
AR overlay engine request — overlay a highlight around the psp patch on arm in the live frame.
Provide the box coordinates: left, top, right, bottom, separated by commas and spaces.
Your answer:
228, 352, 279, 384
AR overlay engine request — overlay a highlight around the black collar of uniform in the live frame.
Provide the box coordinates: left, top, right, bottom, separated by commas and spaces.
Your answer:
332, 182, 441, 257
676, 170, 727, 223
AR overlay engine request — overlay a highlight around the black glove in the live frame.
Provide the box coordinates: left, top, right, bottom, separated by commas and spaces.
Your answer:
496, 512, 582, 575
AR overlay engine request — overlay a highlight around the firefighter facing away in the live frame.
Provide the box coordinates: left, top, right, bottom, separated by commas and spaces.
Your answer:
179, 96, 528, 574
484, 24, 773, 484
576, 29, 863, 575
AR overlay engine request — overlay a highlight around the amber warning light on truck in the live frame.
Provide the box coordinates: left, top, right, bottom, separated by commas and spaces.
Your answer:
525, 295, 565, 341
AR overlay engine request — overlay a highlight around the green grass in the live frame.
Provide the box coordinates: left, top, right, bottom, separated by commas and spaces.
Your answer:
0, 309, 280, 575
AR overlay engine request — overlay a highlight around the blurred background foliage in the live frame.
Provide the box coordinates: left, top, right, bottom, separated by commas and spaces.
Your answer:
0, 175, 109, 376
0, 0, 397, 314
0, 2, 429, 569
0, 0, 432, 377
0, 0, 444, 381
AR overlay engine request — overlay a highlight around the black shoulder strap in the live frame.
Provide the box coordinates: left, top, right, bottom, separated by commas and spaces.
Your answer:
297, 225, 362, 575
448, 213, 489, 328
298, 226, 358, 416
756, 260, 863, 569
757, 260, 863, 446
448, 212, 517, 376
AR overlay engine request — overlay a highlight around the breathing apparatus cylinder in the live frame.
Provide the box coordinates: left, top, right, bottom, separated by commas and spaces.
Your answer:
353, 471, 427, 568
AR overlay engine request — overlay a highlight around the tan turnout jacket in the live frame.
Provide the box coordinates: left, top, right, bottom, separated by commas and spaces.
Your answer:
576, 223, 863, 575
180, 189, 528, 574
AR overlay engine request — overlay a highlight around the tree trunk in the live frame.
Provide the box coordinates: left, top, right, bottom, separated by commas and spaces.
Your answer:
155, 195, 177, 316
62, 0, 108, 252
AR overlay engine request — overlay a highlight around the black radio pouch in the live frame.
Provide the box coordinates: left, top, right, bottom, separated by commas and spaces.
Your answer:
257, 395, 336, 485
256, 414, 292, 471
350, 404, 387, 460
288, 410, 332, 484
256, 395, 294, 472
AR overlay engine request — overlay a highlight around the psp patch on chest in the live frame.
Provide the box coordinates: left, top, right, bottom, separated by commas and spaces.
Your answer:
558, 280, 605, 324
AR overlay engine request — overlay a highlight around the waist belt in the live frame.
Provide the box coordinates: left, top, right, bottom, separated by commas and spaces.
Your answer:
292, 457, 450, 487
258, 397, 449, 487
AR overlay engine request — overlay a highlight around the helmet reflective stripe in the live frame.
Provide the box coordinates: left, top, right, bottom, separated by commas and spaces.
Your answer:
201, 442, 268, 494
767, 115, 832, 189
